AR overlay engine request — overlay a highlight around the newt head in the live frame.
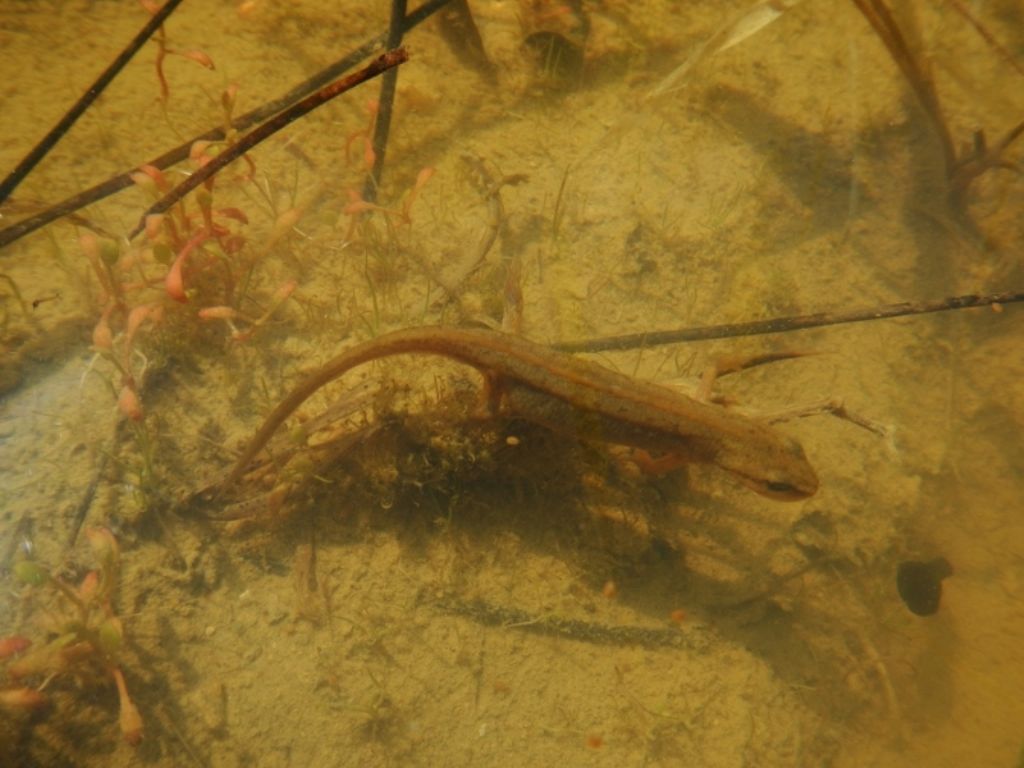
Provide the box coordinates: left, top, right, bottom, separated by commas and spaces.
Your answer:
715, 431, 819, 501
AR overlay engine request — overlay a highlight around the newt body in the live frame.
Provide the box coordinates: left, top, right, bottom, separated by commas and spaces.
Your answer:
227, 326, 819, 500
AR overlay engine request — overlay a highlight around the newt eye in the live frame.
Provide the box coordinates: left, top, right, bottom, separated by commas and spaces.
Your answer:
762, 479, 814, 500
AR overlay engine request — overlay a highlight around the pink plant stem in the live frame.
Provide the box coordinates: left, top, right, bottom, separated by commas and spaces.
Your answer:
165, 228, 211, 302
111, 665, 143, 745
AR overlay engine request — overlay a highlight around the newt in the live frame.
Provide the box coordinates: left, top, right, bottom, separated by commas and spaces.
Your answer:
225, 326, 819, 500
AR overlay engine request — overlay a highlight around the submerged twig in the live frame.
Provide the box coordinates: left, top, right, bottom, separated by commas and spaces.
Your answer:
0, 0, 453, 252
947, 0, 1024, 79
0, 0, 185, 205
552, 290, 1024, 353
850, 0, 1024, 207
437, 0, 496, 81
65, 446, 111, 552
127, 49, 410, 240
850, 0, 956, 174
362, 0, 409, 202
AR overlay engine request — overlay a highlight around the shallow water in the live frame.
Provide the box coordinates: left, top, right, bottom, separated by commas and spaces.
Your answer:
1, 2, 1022, 766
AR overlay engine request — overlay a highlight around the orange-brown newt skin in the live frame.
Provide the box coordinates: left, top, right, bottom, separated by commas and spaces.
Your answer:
226, 326, 819, 500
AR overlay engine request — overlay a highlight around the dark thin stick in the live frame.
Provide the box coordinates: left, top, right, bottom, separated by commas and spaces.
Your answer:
551, 291, 1024, 353
437, 0, 496, 80
950, 118, 1024, 202
851, 0, 1024, 209
362, 0, 409, 202
127, 48, 409, 240
849, 0, 956, 174
0, 0, 453, 253
947, 0, 1024, 79
66, 447, 110, 551
0, 0, 186, 205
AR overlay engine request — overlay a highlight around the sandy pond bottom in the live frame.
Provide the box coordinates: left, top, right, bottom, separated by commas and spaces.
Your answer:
1, 1, 1023, 766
